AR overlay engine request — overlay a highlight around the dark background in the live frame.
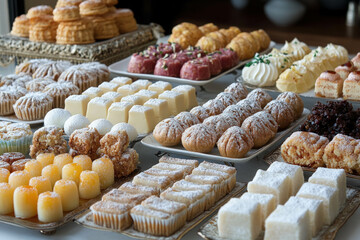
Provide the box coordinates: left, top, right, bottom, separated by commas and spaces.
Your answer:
8, 0, 360, 53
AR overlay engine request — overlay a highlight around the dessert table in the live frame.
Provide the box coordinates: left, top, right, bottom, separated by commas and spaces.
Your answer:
1, 48, 360, 239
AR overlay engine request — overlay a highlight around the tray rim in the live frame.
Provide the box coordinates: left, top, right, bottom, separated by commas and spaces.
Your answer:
140, 108, 310, 163
0, 169, 139, 232
198, 185, 360, 240
108, 41, 276, 86
74, 182, 247, 240
0, 115, 44, 125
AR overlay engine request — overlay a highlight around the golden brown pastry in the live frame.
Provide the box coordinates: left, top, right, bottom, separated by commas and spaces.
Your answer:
224, 82, 248, 101
335, 61, 356, 80
169, 22, 203, 49
189, 106, 211, 123
181, 124, 217, 153
153, 118, 185, 146
13, 92, 53, 121
217, 126, 254, 158
105, 0, 118, 6
111, 148, 138, 178
236, 32, 260, 53
206, 31, 227, 48
11, 15, 30, 37
85, 14, 119, 39
32, 60, 72, 81
314, 71, 344, 99
281, 131, 328, 168
222, 105, 251, 126
215, 92, 237, 107
264, 100, 295, 130
323, 134, 360, 174
276, 92, 304, 119
56, 20, 95, 45
113, 9, 137, 33
174, 112, 200, 129
199, 23, 218, 35
43, 82, 79, 108
56, 0, 83, 8
29, 16, 58, 43
53, 6, 81, 22
30, 126, 68, 158
58, 65, 97, 92
202, 99, 226, 116
246, 89, 272, 108
69, 127, 101, 160
15, 59, 50, 76
250, 29, 271, 50
79, 0, 109, 16
218, 27, 241, 43
226, 36, 255, 60
241, 111, 278, 148
26, 5, 53, 19
100, 130, 129, 157
203, 115, 231, 140
236, 98, 262, 115
196, 36, 222, 53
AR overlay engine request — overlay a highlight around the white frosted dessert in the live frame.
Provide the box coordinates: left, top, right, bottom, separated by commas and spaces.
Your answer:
158, 90, 186, 116
64, 114, 90, 136
111, 122, 138, 141
101, 91, 123, 103
65, 95, 90, 116
148, 81, 172, 95
280, 38, 310, 61
117, 84, 140, 96
296, 182, 339, 225
86, 97, 112, 122
247, 169, 291, 204
128, 105, 156, 134
121, 95, 142, 106
308, 167, 346, 207
264, 205, 311, 240
44, 108, 71, 128
144, 98, 170, 124
82, 87, 103, 100
89, 119, 113, 136
172, 85, 198, 110
240, 192, 276, 229
106, 102, 133, 124
111, 76, 132, 86
285, 196, 324, 236
135, 89, 158, 104
267, 161, 304, 195
98, 82, 119, 93
131, 79, 152, 90
218, 198, 261, 240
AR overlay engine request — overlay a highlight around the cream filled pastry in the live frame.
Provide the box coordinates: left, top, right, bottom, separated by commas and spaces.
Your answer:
280, 38, 311, 61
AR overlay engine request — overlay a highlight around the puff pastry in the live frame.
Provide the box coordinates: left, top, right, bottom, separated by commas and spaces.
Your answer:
79, 0, 109, 16
11, 15, 30, 37
85, 15, 119, 39
53, 6, 81, 22
56, 20, 95, 44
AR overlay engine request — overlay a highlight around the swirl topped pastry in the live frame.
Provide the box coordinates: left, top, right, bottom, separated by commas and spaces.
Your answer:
280, 38, 310, 61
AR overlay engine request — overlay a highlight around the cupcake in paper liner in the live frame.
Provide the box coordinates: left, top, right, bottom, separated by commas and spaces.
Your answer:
0, 122, 32, 155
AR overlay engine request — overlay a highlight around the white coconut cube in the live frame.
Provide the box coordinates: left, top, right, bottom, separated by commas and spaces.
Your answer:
240, 192, 276, 229
308, 167, 346, 207
267, 161, 304, 195
285, 196, 324, 236
218, 198, 261, 240
265, 205, 311, 240
296, 182, 339, 225
247, 170, 291, 204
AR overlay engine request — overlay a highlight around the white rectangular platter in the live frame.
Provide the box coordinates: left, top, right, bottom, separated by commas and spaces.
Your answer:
141, 108, 309, 163
109, 42, 275, 86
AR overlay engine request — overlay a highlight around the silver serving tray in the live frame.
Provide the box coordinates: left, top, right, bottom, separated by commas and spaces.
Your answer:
108, 42, 275, 86
141, 108, 310, 163
198, 186, 360, 240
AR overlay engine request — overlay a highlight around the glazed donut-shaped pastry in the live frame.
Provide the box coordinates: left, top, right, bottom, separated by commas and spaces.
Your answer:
79, 0, 109, 16
174, 112, 200, 129
189, 106, 211, 123
241, 111, 278, 148
264, 100, 295, 130
202, 99, 226, 116
203, 115, 231, 140
224, 82, 248, 101
27, 5, 53, 19
217, 126, 254, 158
276, 92, 304, 119
153, 118, 185, 147
53, 6, 81, 22
181, 124, 217, 153
246, 89, 272, 108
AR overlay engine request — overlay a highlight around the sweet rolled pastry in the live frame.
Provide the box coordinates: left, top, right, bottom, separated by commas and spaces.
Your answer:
56, 0, 83, 8
202, 99, 226, 116
189, 106, 211, 123
153, 118, 185, 146
199, 23, 218, 35
196, 36, 223, 53
343, 71, 360, 101
241, 111, 278, 148
168, 22, 203, 49
250, 29, 271, 51
217, 126, 254, 158
219, 27, 241, 43
314, 71, 344, 99
276, 92, 304, 119
323, 134, 360, 174
174, 112, 200, 129
181, 124, 217, 153
236, 98, 262, 115
281, 131, 329, 168
11, 15, 30, 37
264, 100, 295, 130
246, 89, 272, 108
